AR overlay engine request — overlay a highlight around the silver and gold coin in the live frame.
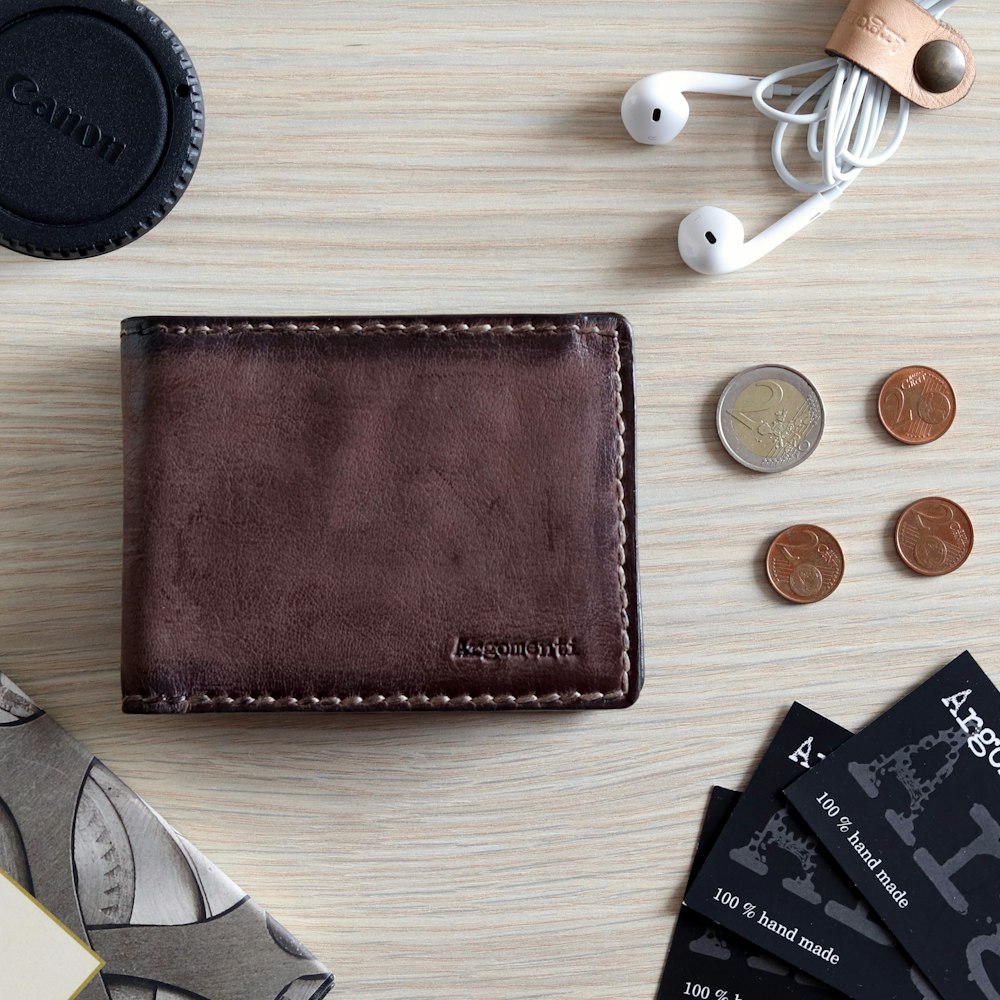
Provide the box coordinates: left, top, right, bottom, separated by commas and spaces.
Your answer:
717, 364, 825, 473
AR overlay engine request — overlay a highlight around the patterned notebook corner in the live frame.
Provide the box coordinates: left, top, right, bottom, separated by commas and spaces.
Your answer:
0, 673, 40, 724
0, 673, 335, 999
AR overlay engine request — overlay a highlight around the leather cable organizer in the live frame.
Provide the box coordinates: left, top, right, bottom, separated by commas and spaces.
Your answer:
120, 315, 642, 713
825, 0, 975, 109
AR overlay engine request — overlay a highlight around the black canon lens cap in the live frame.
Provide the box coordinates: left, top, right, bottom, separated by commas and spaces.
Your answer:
0, 0, 203, 258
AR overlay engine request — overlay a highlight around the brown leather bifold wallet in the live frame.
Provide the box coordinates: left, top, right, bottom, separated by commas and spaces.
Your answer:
120, 315, 641, 713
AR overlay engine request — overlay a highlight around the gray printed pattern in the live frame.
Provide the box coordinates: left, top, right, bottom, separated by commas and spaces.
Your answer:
0, 673, 334, 1000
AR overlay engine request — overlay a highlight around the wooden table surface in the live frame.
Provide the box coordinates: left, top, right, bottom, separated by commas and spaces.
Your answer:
0, 2, 997, 997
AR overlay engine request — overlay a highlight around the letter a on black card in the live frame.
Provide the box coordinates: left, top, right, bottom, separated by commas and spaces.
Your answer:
786, 651, 1000, 1000
684, 703, 939, 1000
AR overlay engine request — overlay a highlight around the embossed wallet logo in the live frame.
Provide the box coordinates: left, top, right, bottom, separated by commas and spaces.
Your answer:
6, 75, 127, 165
453, 637, 578, 661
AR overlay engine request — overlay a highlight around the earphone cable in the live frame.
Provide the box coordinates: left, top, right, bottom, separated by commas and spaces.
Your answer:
750, 0, 962, 195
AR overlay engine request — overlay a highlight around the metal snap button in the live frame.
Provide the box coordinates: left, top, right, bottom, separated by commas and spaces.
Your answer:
914, 39, 967, 94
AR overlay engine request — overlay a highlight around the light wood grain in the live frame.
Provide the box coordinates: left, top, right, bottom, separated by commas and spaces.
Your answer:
0, 1, 997, 997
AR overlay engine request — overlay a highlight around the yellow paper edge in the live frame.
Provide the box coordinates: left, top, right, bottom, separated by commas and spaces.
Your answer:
0, 870, 105, 998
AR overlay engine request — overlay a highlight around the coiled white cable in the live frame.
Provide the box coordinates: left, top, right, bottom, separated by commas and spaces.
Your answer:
750, 0, 961, 195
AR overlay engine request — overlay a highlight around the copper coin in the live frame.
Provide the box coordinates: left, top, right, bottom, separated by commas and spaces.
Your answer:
766, 525, 845, 604
895, 496, 973, 576
878, 366, 956, 444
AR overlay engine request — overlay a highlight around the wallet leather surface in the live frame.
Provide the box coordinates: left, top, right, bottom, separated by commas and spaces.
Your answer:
120, 315, 641, 712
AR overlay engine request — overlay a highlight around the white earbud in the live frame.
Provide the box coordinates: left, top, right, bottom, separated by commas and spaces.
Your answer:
677, 189, 843, 275
621, 71, 798, 145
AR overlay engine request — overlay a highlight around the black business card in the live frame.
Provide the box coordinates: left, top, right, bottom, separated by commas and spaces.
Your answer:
685, 704, 937, 1000
786, 651, 1000, 1000
658, 786, 840, 999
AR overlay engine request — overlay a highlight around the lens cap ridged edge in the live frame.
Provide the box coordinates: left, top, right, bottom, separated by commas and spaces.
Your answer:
0, 0, 204, 259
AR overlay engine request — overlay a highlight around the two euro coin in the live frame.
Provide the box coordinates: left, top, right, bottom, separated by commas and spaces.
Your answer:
716, 365, 824, 473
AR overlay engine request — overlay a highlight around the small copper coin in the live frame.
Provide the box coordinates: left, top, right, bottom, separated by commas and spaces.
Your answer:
766, 525, 845, 604
878, 366, 956, 445
895, 497, 973, 576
